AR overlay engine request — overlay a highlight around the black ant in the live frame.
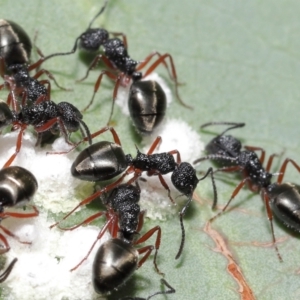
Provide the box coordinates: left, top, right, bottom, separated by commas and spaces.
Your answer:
45, 1, 190, 125
0, 166, 39, 253
0, 19, 69, 110
0, 257, 18, 283
56, 183, 165, 295
0, 99, 92, 167
195, 121, 300, 261
52, 126, 217, 259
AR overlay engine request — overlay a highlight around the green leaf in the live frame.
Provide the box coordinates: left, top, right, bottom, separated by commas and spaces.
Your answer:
1, 0, 300, 299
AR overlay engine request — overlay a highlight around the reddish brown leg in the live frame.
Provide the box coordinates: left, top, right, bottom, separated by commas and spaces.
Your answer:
135, 210, 146, 233
265, 154, 278, 173
36, 80, 51, 101
146, 136, 162, 155
81, 69, 118, 113
261, 190, 283, 262
140, 52, 192, 109
0, 225, 30, 245
70, 212, 118, 272
244, 146, 266, 164
0, 233, 10, 254
157, 174, 175, 204
135, 225, 163, 275
209, 177, 249, 222
0, 206, 39, 218
49, 174, 130, 228
3, 125, 27, 168
110, 31, 128, 49
57, 211, 107, 231
78, 54, 117, 83
277, 158, 300, 184
48, 126, 122, 156
33, 69, 69, 91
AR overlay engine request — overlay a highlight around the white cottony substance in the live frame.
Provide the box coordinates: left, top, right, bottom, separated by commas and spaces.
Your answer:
0, 81, 204, 299
0, 131, 94, 213
3, 212, 108, 300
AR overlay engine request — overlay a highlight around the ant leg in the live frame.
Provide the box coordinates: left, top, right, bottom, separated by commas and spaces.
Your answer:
169, 149, 181, 164
70, 213, 117, 272
57, 211, 106, 231
49, 174, 130, 228
3, 125, 26, 168
36, 80, 51, 101
157, 174, 175, 204
0, 206, 39, 218
0, 258, 18, 283
140, 52, 192, 109
135, 225, 163, 275
110, 31, 128, 49
277, 158, 300, 184
0, 233, 10, 254
146, 136, 162, 155
78, 54, 116, 83
209, 177, 249, 222
81, 69, 118, 113
49, 126, 123, 156
262, 191, 283, 262
33, 69, 70, 91
244, 146, 266, 164
0, 225, 31, 245
265, 153, 279, 173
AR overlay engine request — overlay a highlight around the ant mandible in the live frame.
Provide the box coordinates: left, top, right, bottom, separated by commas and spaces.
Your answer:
195, 121, 300, 261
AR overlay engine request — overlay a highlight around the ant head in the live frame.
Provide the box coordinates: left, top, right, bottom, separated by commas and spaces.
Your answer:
171, 162, 198, 196
79, 28, 109, 52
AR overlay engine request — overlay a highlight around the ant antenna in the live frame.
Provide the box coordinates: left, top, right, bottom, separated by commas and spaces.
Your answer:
0, 258, 18, 283
175, 167, 217, 259
201, 122, 245, 137
87, 1, 108, 29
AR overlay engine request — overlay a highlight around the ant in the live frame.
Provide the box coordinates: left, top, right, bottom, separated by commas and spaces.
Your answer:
0, 257, 18, 283
45, 1, 190, 125
56, 183, 164, 295
0, 19, 69, 110
53, 126, 217, 259
0, 99, 92, 167
195, 121, 300, 261
0, 166, 39, 253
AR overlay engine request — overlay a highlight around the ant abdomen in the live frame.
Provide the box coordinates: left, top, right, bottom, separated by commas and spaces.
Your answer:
92, 238, 138, 294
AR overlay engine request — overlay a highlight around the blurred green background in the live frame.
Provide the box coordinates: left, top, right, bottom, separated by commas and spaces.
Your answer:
2, 0, 300, 299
